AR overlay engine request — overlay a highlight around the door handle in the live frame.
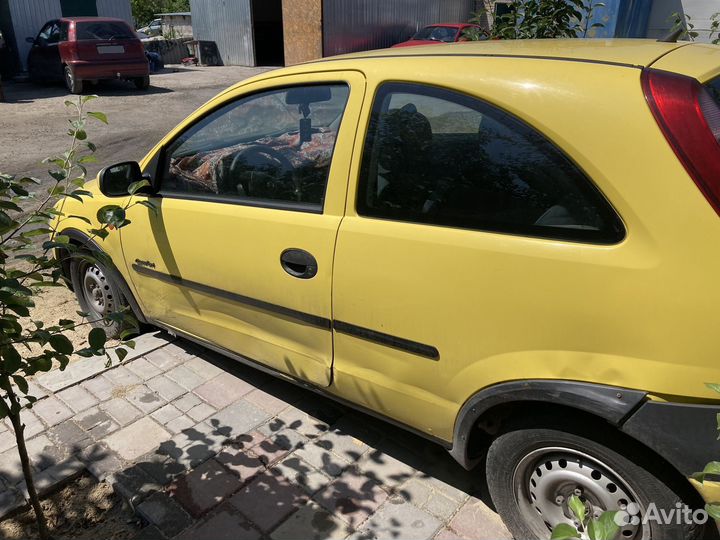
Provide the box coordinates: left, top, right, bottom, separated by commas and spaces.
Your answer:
280, 248, 318, 279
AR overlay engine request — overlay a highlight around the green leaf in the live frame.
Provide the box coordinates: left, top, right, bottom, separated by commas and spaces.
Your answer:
706, 504, 720, 522
96, 205, 126, 227
33, 356, 52, 372
116, 348, 128, 362
88, 327, 107, 350
87, 111, 108, 124
693, 461, 720, 483
568, 495, 586, 525
49, 334, 73, 355
551, 523, 581, 540
706, 383, 720, 395
68, 214, 92, 225
587, 512, 620, 540
128, 179, 150, 195
81, 94, 98, 104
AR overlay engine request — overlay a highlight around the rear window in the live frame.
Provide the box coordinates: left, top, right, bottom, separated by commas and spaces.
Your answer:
76, 21, 135, 41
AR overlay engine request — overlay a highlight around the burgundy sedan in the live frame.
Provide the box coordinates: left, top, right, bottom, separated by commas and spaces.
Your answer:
391, 24, 482, 48
27, 17, 149, 94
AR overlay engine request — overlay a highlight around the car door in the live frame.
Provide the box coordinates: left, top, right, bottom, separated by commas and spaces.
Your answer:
29, 21, 62, 80
331, 80, 624, 440
121, 71, 365, 387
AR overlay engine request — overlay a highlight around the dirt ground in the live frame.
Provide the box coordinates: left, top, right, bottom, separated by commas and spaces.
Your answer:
0, 65, 273, 353
0, 474, 142, 540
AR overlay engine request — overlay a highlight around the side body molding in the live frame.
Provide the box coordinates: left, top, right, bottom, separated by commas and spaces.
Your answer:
59, 228, 148, 324
449, 380, 647, 469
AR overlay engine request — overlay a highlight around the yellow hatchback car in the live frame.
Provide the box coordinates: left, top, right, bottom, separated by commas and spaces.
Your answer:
56, 39, 720, 539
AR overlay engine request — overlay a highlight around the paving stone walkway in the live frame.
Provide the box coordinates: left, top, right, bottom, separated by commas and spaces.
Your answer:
0, 332, 511, 540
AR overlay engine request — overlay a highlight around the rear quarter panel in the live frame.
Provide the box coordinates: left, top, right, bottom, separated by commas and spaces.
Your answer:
330, 55, 720, 441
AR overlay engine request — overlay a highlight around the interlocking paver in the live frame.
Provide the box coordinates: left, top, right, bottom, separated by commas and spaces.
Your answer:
186, 402, 215, 422
271, 457, 333, 496
166, 415, 195, 434
36, 355, 107, 392
125, 384, 165, 414
294, 440, 351, 477
152, 403, 184, 425
447, 498, 512, 540
0, 432, 15, 454
137, 491, 193, 538
360, 449, 417, 488
56, 385, 98, 413
25, 434, 65, 471
434, 527, 466, 540
215, 447, 265, 484
103, 417, 171, 461
47, 420, 93, 451
276, 408, 329, 439
169, 459, 240, 517
174, 504, 261, 540
173, 393, 202, 413
250, 438, 288, 467
125, 356, 162, 380
229, 472, 308, 532
0, 489, 23, 519
145, 348, 183, 371
194, 373, 255, 409
147, 375, 186, 402
81, 375, 114, 401
360, 500, 442, 540
80, 442, 123, 480
205, 400, 270, 439
270, 501, 353, 540
314, 470, 388, 528
101, 398, 143, 426
76, 407, 112, 431
317, 428, 370, 463
32, 395, 73, 427
185, 356, 224, 380
166, 365, 205, 390
137, 452, 187, 486
5, 409, 44, 439
102, 365, 142, 388
245, 388, 290, 415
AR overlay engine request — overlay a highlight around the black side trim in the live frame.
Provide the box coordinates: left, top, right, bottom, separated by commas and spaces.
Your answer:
59, 229, 148, 324
333, 320, 439, 360
622, 401, 720, 476
450, 380, 647, 469
131, 264, 332, 329
153, 320, 452, 448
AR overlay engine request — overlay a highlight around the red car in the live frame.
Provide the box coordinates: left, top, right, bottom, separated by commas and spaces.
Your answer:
26, 17, 149, 94
392, 24, 482, 48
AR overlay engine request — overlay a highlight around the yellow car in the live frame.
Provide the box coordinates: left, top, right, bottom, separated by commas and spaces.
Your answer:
57, 39, 720, 539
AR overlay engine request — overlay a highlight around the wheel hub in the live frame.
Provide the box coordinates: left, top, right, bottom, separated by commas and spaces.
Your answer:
82, 264, 113, 317
514, 447, 645, 539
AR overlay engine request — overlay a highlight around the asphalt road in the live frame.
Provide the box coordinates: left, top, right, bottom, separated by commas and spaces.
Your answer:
0, 65, 274, 186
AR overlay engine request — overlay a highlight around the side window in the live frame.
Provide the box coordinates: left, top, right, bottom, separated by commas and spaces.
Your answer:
59, 22, 69, 42
357, 83, 624, 243
163, 84, 350, 210
38, 23, 59, 45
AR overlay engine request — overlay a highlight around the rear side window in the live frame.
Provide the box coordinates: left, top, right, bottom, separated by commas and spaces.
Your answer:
76, 21, 135, 41
357, 83, 624, 243
705, 76, 720, 107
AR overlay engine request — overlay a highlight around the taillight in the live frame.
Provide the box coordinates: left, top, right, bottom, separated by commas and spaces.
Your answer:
642, 68, 720, 217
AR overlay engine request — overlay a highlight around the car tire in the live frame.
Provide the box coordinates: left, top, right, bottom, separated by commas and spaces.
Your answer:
64, 65, 83, 94
486, 426, 702, 540
70, 253, 128, 339
134, 76, 150, 90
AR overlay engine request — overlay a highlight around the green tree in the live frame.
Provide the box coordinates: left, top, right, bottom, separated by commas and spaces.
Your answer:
131, 0, 190, 27
0, 96, 140, 540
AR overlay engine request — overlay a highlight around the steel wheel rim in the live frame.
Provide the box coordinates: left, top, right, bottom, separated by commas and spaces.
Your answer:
81, 263, 113, 318
512, 446, 648, 540
64, 67, 73, 89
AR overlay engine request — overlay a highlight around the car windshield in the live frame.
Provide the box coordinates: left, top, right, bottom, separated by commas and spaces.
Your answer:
76, 21, 135, 41
412, 26, 457, 42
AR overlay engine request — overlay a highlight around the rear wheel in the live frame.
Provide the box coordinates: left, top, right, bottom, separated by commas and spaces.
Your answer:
64, 65, 83, 94
70, 256, 127, 339
486, 427, 700, 540
134, 75, 150, 90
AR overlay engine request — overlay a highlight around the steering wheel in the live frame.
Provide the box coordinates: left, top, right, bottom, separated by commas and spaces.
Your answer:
218, 145, 301, 201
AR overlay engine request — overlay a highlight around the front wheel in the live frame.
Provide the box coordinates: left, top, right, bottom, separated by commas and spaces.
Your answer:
70, 256, 128, 339
486, 427, 701, 540
64, 65, 83, 94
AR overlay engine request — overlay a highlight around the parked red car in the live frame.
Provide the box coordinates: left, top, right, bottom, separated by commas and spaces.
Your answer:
392, 24, 482, 48
27, 17, 149, 94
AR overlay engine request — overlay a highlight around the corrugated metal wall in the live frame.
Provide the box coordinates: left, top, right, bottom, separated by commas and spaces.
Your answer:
9, 0, 61, 70
190, 0, 254, 66
322, 0, 475, 56
9, 0, 133, 71
96, 0, 132, 24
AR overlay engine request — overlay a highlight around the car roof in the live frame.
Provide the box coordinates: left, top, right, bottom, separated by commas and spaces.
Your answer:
59, 17, 129, 23
319, 38, 690, 68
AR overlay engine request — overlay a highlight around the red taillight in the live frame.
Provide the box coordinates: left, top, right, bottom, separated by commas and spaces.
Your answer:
642, 68, 720, 217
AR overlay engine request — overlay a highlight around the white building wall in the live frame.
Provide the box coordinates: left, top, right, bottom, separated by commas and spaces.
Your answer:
649, 0, 719, 41
681, 0, 718, 41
